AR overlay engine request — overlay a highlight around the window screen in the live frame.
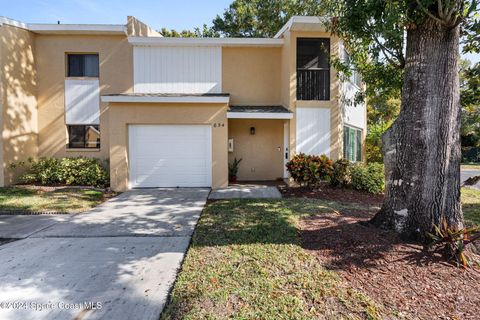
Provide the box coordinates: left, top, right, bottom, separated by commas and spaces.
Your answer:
67, 54, 99, 77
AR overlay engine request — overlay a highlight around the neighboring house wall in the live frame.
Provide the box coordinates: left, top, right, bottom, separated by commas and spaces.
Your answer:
108, 103, 228, 191
0, 23, 38, 185
35, 34, 133, 160
222, 47, 282, 105
133, 46, 222, 93
228, 119, 284, 180
126, 16, 161, 37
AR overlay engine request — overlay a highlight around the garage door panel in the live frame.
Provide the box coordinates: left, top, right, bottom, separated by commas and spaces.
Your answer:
134, 158, 208, 173
133, 143, 207, 157
129, 125, 212, 188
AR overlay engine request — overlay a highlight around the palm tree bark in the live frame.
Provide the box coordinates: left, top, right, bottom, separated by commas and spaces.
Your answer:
371, 18, 463, 239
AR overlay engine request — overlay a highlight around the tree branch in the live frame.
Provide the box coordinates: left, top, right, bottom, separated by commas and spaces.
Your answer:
415, 0, 447, 25
372, 36, 403, 69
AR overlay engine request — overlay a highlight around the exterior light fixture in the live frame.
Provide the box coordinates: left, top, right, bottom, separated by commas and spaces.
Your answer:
250, 127, 255, 135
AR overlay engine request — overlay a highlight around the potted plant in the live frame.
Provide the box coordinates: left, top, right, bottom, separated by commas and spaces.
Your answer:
228, 157, 242, 183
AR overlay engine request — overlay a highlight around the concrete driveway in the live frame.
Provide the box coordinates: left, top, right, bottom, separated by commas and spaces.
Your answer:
0, 188, 209, 320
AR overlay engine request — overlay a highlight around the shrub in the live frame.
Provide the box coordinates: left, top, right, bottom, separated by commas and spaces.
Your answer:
350, 162, 384, 193
19, 157, 62, 185
330, 159, 351, 187
428, 220, 480, 267
286, 153, 333, 187
14, 157, 109, 187
228, 157, 242, 181
58, 158, 109, 187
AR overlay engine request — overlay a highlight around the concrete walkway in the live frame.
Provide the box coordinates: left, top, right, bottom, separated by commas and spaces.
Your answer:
209, 184, 282, 199
0, 188, 209, 320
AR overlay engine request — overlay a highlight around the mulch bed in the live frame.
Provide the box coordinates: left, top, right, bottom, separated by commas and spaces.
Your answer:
278, 183, 384, 206
300, 206, 480, 319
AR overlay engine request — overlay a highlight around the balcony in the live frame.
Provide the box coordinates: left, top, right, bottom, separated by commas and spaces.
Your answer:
296, 68, 330, 101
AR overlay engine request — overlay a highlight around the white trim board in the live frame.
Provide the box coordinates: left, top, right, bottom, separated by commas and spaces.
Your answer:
227, 112, 293, 119
129, 37, 284, 47
101, 95, 230, 104
28, 24, 126, 35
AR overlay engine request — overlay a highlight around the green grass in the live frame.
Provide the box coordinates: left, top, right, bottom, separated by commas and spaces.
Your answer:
0, 187, 108, 213
162, 199, 381, 320
462, 188, 480, 226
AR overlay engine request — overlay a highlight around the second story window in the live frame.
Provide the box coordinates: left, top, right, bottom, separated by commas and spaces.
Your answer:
296, 38, 330, 101
67, 54, 99, 77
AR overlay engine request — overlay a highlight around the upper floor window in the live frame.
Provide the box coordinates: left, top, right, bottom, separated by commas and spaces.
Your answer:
296, 38, 330, 101
67, 54, 99, 77
344, 50, 362, 88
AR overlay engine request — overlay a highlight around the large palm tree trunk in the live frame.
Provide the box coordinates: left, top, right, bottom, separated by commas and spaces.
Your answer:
371, 18, 463, 239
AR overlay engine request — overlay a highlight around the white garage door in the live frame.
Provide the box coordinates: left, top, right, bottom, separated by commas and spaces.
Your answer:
129, 125, 212, 188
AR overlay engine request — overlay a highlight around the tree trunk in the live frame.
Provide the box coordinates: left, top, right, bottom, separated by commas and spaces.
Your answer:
371, 18, 463, 240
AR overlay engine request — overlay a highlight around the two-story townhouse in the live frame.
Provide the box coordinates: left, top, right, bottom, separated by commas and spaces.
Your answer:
0, 15, 366, 192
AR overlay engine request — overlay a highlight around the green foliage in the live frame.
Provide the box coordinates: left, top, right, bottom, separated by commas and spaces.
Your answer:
460, 61, 480, 148
428, 219, 480, 267
13, 157, 109, 187
329, 159, 351, 187
365, 121, 392, 163
159, 24, 220, 37
212, 0, 323, 37
350, 163, 384, 194
58, 158, 109, 187
228, 157, 242, 180
286, 153, 333, 187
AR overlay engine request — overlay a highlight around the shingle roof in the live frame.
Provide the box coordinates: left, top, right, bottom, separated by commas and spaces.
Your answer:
102, 93, 230, 97
228, 105, 291, 113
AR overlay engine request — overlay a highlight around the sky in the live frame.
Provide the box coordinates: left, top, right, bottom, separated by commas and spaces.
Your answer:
1, 0, 478, 63
0, 0, 232, 31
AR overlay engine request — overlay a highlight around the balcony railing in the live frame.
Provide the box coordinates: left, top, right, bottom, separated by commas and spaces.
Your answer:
296, 68, 330, 101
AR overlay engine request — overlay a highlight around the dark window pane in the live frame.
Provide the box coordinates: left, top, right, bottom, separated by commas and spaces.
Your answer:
67, 55, 84, 77
67, 54, 99, 77
297, 38, 330, 101
84, 55, 99, 77
68, 125, 100, 148
356, 129, 362, 161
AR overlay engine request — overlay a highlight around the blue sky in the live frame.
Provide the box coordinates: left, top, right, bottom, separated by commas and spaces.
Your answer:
1, 0, 232, 30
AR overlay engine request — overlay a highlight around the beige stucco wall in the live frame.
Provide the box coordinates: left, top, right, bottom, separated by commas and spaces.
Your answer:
228, 119, 284, 181
281, 30, 344, 161
222, 47, 282, 106
35, 34, 133, 161
108, 103, 228, 192
126, 16, 162, 37
0, 24, 38, 185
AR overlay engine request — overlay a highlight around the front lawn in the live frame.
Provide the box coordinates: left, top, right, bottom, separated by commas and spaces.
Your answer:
0, 187, 112, 213
162, 199, 381, 320
462, 187, 480, 225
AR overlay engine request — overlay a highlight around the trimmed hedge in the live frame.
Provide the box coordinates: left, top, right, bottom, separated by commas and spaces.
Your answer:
11, 157, 109, 187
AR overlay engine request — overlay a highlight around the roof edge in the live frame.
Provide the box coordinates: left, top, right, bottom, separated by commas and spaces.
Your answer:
128, 37, 284, 47
274, 16, 330, 38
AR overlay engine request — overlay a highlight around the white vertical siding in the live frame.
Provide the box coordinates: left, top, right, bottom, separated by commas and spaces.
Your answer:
296, 107, 331, 157
65, 79, 100, 124
343, 81, 366, 130
133, 46, 222, 93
